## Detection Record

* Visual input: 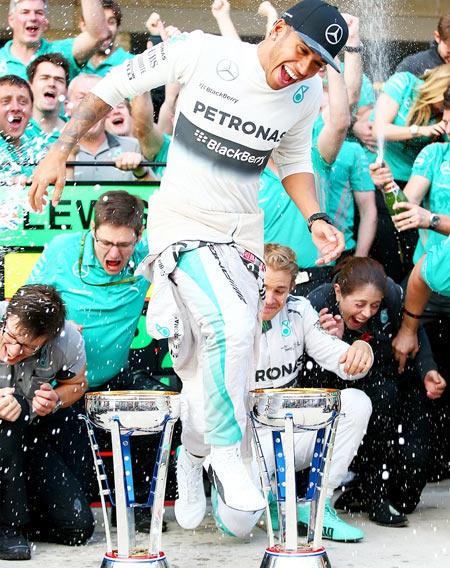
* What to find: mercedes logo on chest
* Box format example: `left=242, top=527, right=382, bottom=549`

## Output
left=325, top=24, right=344, bottom=45
left=216, top=59, right=239, bottom=81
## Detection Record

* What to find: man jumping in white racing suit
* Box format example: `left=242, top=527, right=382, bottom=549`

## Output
left=29, top=0, right=349, bottom=515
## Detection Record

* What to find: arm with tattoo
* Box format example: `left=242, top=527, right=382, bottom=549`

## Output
left=29, top=94, right=112, bottom=211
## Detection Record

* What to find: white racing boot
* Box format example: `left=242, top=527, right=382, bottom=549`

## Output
left=174, top=445, right=206, bottom=529
left=207, top=443, right=266, bottom=512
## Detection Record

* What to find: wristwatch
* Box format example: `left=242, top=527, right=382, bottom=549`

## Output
left=307, top=213, right=333, bottom=232
left=429, top=214, right=441, bottom=231
left=409, top=124, right=420, bottom=137
left=344, top=45, right=362, bottom=53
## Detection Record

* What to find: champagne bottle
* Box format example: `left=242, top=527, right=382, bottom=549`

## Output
left=382, top=181, right=408, bottom=216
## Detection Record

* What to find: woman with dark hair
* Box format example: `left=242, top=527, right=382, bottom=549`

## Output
left=307, top=257, right=446, bottom=527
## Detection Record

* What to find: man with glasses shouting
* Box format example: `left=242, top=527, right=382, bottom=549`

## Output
left=0, top=284, right=91, bottom=560
left=27, top=189, right=167, bottom=532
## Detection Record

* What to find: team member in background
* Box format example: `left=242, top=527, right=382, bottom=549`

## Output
left=81, top=0, right=133, bottom=77
left=27, top=53, right=69, bottom=142
left=0, top=285, right=90, bottom=561
left=370, top=64, right=450, bottom=282
left=182, top=244, right=373, bottom=541
left=0, top=0, right=109, bottom=80
left=27, top=191, right=164, bottom=532
left=396, top=12, right=450, bottom=76
left=308, top=257, right=446, bottom=526
left=29, top=0, right=349, bottom=515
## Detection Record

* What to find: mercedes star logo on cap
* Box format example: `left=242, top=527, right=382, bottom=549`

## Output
left=325, top=24, right=344, bottom=45
left=216, top=59, right=239, bottom=81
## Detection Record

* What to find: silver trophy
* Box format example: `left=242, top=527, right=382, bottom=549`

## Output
left=249, top=388, right=341, bottom=568
left=83, top=390, right=180, bottom=568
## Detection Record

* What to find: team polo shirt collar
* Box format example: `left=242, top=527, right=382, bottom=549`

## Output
left=2, top=38, right=50, bottom=65
left=80, top=131, right=121, bottom=158
left=82, top=231, right=99, bottom=268
left=84, top=47, right=132, bottom=75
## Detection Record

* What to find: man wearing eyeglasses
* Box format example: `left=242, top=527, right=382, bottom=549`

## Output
left=27, top=189, right=165, bottom=532
left=0, top=284, right=91, bottom=560
left=28, top=189, right=149, bottom=391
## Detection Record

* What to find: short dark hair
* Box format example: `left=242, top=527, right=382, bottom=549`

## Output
left=437, top=12, right=450, bottom=42
left=94, top=190, right=144, bottom=235
left=444, top=86, right=450, bottom=109
left=102, top=0, right=122, bottom=26
left=27, top=53, right=70, bottom=85
left=0, top=75, right=33, bottom=104
left=333, top=257, right=387, bottom=297
left=6, top=284, right=66, bottom=340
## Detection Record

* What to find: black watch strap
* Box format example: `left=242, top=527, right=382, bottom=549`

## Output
left=307, top=213, right=333, bottom=232
left=344, top=45, right=362, bottom=53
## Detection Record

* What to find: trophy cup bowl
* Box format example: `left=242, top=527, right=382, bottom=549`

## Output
left=85, top=390, right=181, bottom=434
left=250, top=388, right=340, bottom=432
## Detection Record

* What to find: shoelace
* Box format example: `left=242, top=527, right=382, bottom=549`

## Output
left=180, top=459, right=204, bottom=504
left=324, top=502, right=341, bottom=522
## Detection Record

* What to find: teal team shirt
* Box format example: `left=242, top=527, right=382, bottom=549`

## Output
left=27, top=117, right=62, bottom=145
left=327, top=141, right=375, bottom=251
left=0, top=38, right=81, bottom=81
left=83, top=46, right=133, bottom=77
left=27, top=231, right=150, bottom=388
left=358, top=73, right=376, bottom=110
left=373, top=72, right=436, bottom=182
left=0, top=120, right=53, bottom=181
left=421, top=236, right=450, bottom=297
left=258, top=148, right=331, bottom=268
left=411, top=142, right=450, bottom=263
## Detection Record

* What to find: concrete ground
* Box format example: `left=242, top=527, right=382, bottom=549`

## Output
left=5, top=480, right=450, bottom=568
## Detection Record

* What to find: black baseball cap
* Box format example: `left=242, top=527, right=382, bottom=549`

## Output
left=281, top=0, right=348, bottom=72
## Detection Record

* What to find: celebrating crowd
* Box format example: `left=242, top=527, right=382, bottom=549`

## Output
left=0, top=0, right=449, bottom=562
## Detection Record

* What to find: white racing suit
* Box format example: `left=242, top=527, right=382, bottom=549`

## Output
left=210, top=296, right=373, bottom=537
left=92, top=30, right=322, bottom=450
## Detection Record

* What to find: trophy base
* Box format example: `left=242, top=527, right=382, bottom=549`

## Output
left=101, top=551, right=169, bottom=568
left=260, top=545, right=331, bottom=568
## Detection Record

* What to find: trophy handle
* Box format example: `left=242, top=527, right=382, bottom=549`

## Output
left=250, top=415, right=275, bottom=548
left=148, top=417, right=178, bottom=556
left=284, top=414, right=298, bottom=551
left=79, top=414, right=113, bottom=554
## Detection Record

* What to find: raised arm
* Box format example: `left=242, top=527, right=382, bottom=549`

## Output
left=258, top=2, right=278, bottom=38
left=316, top=59, right=351, bottom=164
left=211, top=0, right=241, bottom=40
left=157, top=82, right=180, bottom=136
left=73, top=0, right=110, bottom=65
left=342, top=14, right=362, bottom=109
left=131, top=92, right=164, bottom=161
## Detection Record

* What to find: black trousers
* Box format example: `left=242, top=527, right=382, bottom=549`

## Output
left=300, top=364, right=431, bottom=513
left=351, top=377, right=431, bottom=513
left=0, top=396, right=95, bottom=545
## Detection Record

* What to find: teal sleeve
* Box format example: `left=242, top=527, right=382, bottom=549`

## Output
left=421, top=237, right=450, bottom=297
left=350, top=145, right=375, bottom=191
left=49, top=38, right=82, bottom=78
left=357, top=74, right=376, bottom=108
left=382, top=72, right=416, bottom=106
left=26, top=239, right=61, bottom=286
left=411, top=144, right=437, bottom=182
